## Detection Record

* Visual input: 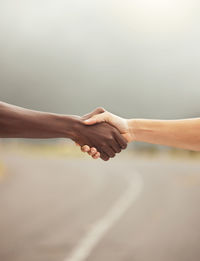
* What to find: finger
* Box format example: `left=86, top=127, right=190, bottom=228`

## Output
left=87, top=147, right=97, bottom=156
left=81, top=145, right=90, bottom=152
left=82, top=107, right=105, bottom=120
left=84, top=113, right=107, bottom=125
left=114, top=132, right=127, bottom=150
left=90, top=147, right=98, bottom=156
left=100, top=151, right=110, bottom=161
left=102, top=145, right=116, bottom=158
left=91, top=147, right=97, bottom=154
left=109, top=140, right=121, bottom=153
left=93, top=152, right=100, bottom=159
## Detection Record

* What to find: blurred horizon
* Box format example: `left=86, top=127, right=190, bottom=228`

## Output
left=0, top=0, right=200, bottom=120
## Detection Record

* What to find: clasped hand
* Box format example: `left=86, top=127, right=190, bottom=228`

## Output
left=76, top=107, right=134, bottom=161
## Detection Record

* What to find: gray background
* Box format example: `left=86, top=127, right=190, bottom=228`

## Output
left=0, top=0, right=200, bottom=119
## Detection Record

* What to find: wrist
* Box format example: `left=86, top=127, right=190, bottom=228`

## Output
left=127, top=119, right=159, bottom=143
left=50, top=114, right=80, bottom=140
left=63, top=115, right=82, bottom=140
left=127, top=119, right=138, bottom=142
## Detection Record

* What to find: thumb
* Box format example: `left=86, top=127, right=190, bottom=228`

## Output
left=84, top=113, right=106, bottom=125
left=82, top=107, right=105, bottom=121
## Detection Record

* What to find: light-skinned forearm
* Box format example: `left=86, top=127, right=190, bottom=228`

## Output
left=0, top=102, right=77, bottom=139
left=128, top=118, right=200, bottom=151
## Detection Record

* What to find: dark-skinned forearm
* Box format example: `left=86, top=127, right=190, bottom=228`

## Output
left=0, top=102, right=78, bottom=139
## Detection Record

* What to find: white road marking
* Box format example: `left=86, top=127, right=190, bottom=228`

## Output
left=63, top=172, right=143, bottom=261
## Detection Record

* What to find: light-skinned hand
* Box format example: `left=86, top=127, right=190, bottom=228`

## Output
left=80, top=108, right=133, bottom=159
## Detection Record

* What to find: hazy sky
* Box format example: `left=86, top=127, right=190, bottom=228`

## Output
left=0, top=0, right=200, bottom=119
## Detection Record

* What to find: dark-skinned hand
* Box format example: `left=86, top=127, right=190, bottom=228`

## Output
left=71, top=108, right=127, bottom=161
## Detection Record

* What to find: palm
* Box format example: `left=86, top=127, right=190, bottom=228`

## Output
left=109, top=113, right=132, bottom=142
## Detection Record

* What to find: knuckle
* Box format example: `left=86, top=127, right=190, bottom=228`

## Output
left=108, top=137, right=114, bottom=143
left=122, top=143, right=127, bottom=149
left=96, top=107, right=105, bottom=114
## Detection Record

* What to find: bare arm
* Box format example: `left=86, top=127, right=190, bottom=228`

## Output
left=84, top=109, right=200, bottom=151
left=128, top=118, right=200, bottom=151
left=0, top=103, right=127, bottom=161
left=0, top=101, right=76, bottom=139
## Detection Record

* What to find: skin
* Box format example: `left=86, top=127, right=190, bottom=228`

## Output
left=82, top=108, right=200, bottom=157
left=0, top=102, right=127, bottom=161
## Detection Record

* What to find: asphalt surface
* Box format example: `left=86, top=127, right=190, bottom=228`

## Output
left=0, top=150, right=200, bottom=261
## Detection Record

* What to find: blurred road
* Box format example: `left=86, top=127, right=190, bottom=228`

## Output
left=0, top=151, right=200, bottom=261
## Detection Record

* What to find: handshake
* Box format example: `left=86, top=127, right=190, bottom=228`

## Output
left=0, top=101, right=198, bottom=154
left=0, top=101, right=133, bottom=159
left=73, top=107, right=134, bottom=161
